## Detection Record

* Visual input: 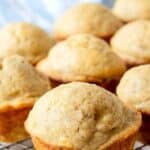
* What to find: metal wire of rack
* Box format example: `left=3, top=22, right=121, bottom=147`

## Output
left=0, top=139, right=33, bottom=150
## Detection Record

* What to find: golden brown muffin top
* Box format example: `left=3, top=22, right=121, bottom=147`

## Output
left=25, top=82, right=141, bottom=150
left=112, top=0, right=150, bottom=22
left=0, top=55, right=51, bottom=105
left=53, top=3, right=123, bottom=40
left=111, top=20, right=150, bottom=65
left=37, top=34, right=126, bottom=83
left=117, top=65, right=150, bottom=115
left=0, top=22, right=55, bottom=64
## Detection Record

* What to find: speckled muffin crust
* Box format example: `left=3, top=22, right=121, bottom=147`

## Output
left=117, top=65, right=150, bottom=115
left=25, top=82, right=141, bottom=150
left=0, top=22, right=55, bottom=64
left=37, top=34, right=126, bottom=86
left=0, top=55, right=51, bottom=142
left=53, top=3, right=123, bottom=40
left=112, top=0, right=150, bottom=22
left=111, top=20, right=150, bottom=66
left=117, top=65, right=150, bottom=143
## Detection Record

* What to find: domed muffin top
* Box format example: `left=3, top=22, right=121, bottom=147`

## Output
left=113, top=0, right=150, bottom=22
left=0, top=55, right=51, bottom=105
left=117, top=64, right=150, bottom=115
left=53, top=3, right=123, bottom=39
left=37, top=34, right=126, bottom=83
left=0, top=22, right=55, bottom=64
left=111, top=20, right=150, bottom=65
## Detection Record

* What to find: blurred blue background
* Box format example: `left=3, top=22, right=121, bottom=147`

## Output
left=0, top=0, right=114, bottom=31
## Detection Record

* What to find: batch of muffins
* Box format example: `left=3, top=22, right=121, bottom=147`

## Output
left=0, top=0, right=149, bottom=150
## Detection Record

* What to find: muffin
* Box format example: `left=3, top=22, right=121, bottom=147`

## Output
left=25, top=82, right=141, bottom=150
left=0, top=22, right=55, bottom=65
left=0, top=55, right=51, bottom=142
left=117, top=65, right=150, bottom=143
left=53, top=3, right=123, bottom=40
left=111, top=20, right=150, bottom=66
left=112, top=0, right=150, bottom=22
left=36, top=34, right=126, bottom=91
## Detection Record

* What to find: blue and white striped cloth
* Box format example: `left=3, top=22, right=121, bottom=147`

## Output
left=0, top=0, right=114, bottom=31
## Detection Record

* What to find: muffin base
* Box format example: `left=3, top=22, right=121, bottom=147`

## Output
left=50, top=79, right=61, bottom=88
left=0, top=103, right=33, bottom=142
left=138, top=112, right=150, bottom=144
left=31, top=131, right=137, bottom=150
left=101, top=131, right=136, bottom=150
left=112, top=51, right=148, bottom=68
left=32, top=136, right=74, bottom=150
left=54, top=32, right=114, bottom=42
left=99, top=79, right=119, bottom=93
left=50, top=77, right=120, bottom=93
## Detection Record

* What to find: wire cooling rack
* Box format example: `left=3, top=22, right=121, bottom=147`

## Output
left=0, top=139, right=33, bottom=150
left=0, top=139, right=149, bottom=150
